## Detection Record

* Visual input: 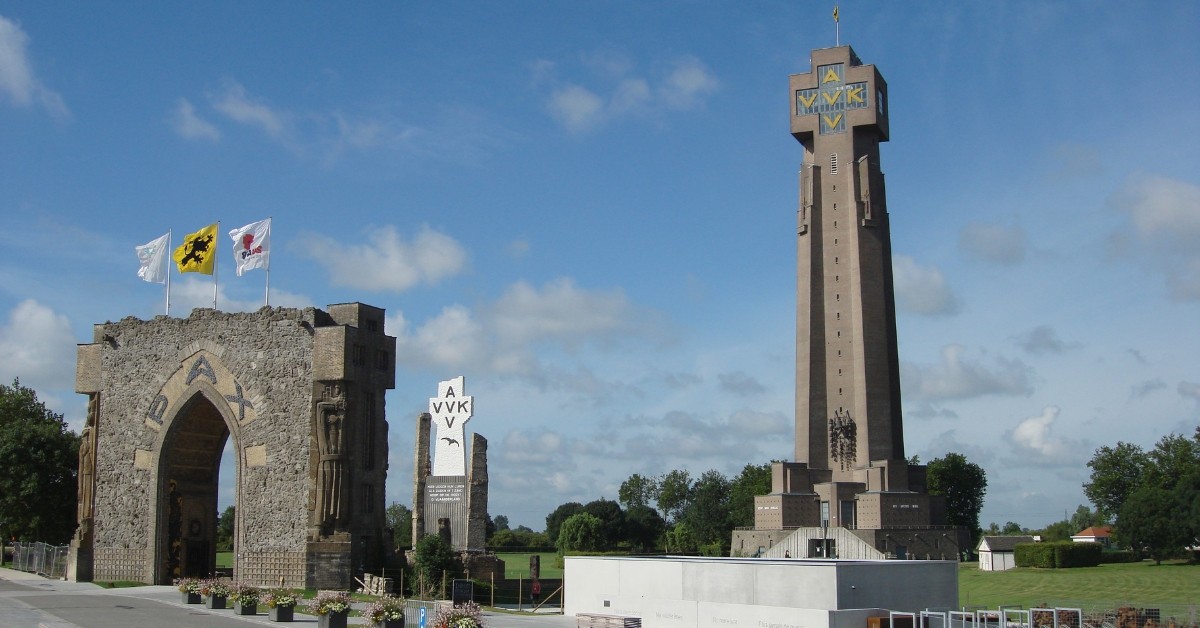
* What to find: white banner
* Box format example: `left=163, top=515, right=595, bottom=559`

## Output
left=228, top=218, right=271, bottom=276
left=135, top=232, right=170, bottom=284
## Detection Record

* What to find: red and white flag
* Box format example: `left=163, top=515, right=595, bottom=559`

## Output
left=228, top=218, right=271, bottom=276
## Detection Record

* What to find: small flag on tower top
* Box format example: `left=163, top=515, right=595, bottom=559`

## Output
left=229, top=218, right=271, bottom=276
left=173, top=223, right=218, bottom=274
left=135, top=232, right=170, bottom=284
left=833, top=5, right=839, bottom=22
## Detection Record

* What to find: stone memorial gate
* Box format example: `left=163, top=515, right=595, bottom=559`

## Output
left=70, top=303, right=395, bottom=588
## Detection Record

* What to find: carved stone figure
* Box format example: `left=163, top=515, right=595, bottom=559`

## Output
left=313, top=383, right=348, bottom=534
left=77, top=394, right=98, bottom=541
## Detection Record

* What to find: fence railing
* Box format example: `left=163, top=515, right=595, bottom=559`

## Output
left=9, top=542, right=69, bottom=579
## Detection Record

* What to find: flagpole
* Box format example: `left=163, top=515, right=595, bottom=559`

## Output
left=165, top=229, right=173, bottom=317
left=834, top=5, right=840, bottom=46
left=213, top=221, right=219, bottom=309
left=264, top=216, right=272, bottom=307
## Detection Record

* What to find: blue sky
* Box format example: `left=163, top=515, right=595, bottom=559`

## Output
left=1, top=2, right=1198, bottom=532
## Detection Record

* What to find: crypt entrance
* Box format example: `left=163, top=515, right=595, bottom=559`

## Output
left=69, top=304, right=395, bottom=588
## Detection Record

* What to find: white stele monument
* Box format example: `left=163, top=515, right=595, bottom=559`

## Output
left=429, top=376, right=473, bottom=477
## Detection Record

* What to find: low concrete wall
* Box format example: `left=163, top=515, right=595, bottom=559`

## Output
left=564, top=555, right=957, bottom=628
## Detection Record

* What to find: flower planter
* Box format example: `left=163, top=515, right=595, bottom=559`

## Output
left=268, top=605, right=295, bottom=622
left=182, top=592, right=202, bottom=604
left=382, top=618, right=406, bottom=628
left=318, top=610, right=349, bottom=628
left=234, top=601, right=258, bottom=615
left=205, top=594, right=227, bottom=610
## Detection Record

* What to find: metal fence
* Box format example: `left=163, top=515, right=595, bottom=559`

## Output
left=9, top=542, right=69, bottom=579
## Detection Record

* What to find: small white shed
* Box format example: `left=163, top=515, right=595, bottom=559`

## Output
left=977, top=535, right=1035, bottom=571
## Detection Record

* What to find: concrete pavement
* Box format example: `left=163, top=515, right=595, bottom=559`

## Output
left=0, top=568, right=576, bottom=628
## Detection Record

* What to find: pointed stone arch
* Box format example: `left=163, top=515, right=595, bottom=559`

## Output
left=70, top=304, right=396, bottom=588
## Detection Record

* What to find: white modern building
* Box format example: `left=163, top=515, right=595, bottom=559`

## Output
left=565, top=555, right=958, bottom=628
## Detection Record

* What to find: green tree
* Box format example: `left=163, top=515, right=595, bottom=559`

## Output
left=1144, top=434, right=1200, bottom=492
left=1039, top=519, right=1076, bottom=542
left=927, top=452, right=987, bottom=547
left=663, top=521, right=699, bottom=554
left=657, top=470, right=693, bottom=523
left=624, top=504, right=666, bottom=552
left=728, top=463, right=772, bottom=528
left=1084, top=441, right=1149, bottom=522
left=681, top=469, right=731, bottom=548
left=1000, top=521, right=1024, bottom=535
left=0, top=380, right=80, bottom=543
left=1069, top=504, right=1104, bottom=532
left=385, top=502, right=413, bottom=550
left=618, top=473, right=659, bottom=510
left=216, top=506, right=235, bottom=551
left=557, top=512, right=605, bottom=552
left=1118, top=484, right=1191, bottom=564
left=545, top=502, right=583, bottom=547
left=493, top=514, right=510, bottom=532
left=412, top=534, right=458, bottom=596
left=581, top=499, right=625, bottom=550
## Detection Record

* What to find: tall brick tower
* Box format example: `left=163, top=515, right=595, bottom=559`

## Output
left=737, top=47, right=964, bottom=560
left=792, top=47, right=902, bottom=478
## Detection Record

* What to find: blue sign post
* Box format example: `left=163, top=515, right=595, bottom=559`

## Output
left=420, top=606, right=426, bottom=628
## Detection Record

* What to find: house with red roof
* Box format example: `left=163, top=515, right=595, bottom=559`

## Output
left=1070, top=525, right=1113, bottom=547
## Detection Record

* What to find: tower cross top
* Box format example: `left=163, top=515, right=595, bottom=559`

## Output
left=795, top=62, right=871, bottom=135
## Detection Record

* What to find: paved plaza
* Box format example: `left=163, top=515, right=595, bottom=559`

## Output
left=0, top=568, right=574, bottom=628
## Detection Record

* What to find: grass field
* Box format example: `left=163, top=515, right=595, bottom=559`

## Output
left=494, top=552, right=562, bottom=579
left=958, top=560, right=1200, bottom=608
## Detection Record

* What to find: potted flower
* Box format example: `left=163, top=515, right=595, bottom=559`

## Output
left=262, top=588, right=298, bottom=622
left=306, top=590, right=352, bottom=628
left=230, top=582, right=261, bottom=616
left=200, top=578, right=231, bottom=610
left=175, top=577, right=202, bottom=604
left=432, top=601, right=484, bottom=628
left=363, top=594, right=406, bottom=628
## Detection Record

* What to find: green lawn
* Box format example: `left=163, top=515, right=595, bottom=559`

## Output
left=494, top=552, right=562, bottom=579
left=958, top=560, right=1200, bottom=608
left=216, top=551, right=233, bottom=569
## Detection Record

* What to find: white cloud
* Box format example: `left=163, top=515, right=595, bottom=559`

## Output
left=901, top=344, right=1035, bottom=402
left=541, top=53, right=718, bottom=133
left=171, top=98, right=220, bottom=141
left=0, top=299, right=77, bottom=392
left=1108, top=174, right=1200, bottom=301
left=490, top=278, right=638, bottom=349
left=0, top=15, right=68, bottom=119
left=892, top=255, right=959, bottom=315
left=170, top=277, right=312, bottom=315
left=299, top=225, right=468, bottom=293
left=657, top=57, right=719, bottom=110
left=1006, top=405, right=1081, bottom=465
left=211, top=81, right=286, bottom=138
left=389, top=278, right=652, bottom=388
left=959, top=222, right=1026, bottom=265
left=547, top=84, right=605, bottom=133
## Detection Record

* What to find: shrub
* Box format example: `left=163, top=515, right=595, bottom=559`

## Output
left=261, top=588, right=297, bottom=608
left=433, top=601, right=484, bottom=628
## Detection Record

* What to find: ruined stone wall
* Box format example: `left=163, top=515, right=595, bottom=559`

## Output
left=85, top=307, right=318, bottom=582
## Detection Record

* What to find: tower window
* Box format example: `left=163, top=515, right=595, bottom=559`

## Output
left=830, top=153, right=839, bottom=175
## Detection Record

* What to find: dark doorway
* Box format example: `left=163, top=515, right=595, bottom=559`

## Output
left=157, top=394, right=233, bottom=584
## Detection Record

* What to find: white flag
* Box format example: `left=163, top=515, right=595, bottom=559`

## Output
left=228, top=218, right=271, bottom=277
left=135, top=232, right=170, bottom=284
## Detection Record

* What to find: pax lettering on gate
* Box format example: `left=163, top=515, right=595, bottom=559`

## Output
left=145, top=351, right=258, bottom=430
left=795, top=63, right=869, bottom=135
